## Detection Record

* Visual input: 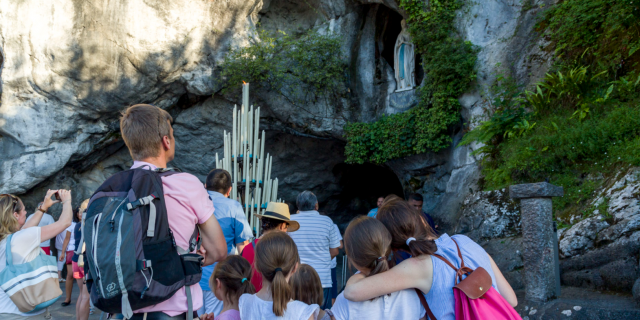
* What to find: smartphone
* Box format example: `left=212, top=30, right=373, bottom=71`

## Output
left=54, top=192, right=61, bottom=201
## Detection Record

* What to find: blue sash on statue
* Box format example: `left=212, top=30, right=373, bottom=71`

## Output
left=399, top=43, right=405, bottom=80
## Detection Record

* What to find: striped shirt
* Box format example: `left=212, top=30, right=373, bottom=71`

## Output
left=425, top=234, right=499, bottom=320
left=330, top=224, right=342, bottom=268
left=289, top=211, right=341, bottom=288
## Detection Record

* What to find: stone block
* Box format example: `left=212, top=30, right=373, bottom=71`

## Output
left=510, top=182, right=564, bottom=199
left=520, top=197, right=558, bottom=302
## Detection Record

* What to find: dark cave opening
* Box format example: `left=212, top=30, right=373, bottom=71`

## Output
left=322, top=163, right=404, bottom=226
left=375, top=6, right=424, bottom=87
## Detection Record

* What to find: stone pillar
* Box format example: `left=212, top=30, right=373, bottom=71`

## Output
left=509, top=182, right=563, bottom=302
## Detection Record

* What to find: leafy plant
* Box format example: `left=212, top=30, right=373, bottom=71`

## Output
left=219, top=29, right=346, bottom=109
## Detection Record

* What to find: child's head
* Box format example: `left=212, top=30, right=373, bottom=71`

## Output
left=344, top=216, right=392, bottom=276
left=210, top=255, right=256, bottom=304
left=290, top=264, right=323, bottom=306
left=255, top=231, right=300, bottom=316
left=377, top=199, right=437, bottom=257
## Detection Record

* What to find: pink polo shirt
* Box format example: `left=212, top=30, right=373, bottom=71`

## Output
left=131, top=161, right=214, bottom=316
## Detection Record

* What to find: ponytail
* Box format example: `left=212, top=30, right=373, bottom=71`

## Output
left=377, top=199, right=438, bottom=257
left=271, top=268, right=293, bottom=316
left=344, top=216, right=393, bottom=277
left=255, top=232, right=300, bottom=317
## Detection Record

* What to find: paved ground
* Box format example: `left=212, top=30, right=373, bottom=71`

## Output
left=3, top=281, right=103, bottom=320
left=4, top=277, right=640, bottom=319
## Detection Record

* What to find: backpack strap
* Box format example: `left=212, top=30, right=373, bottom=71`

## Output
left=432, top=238, right=474, bottom=284
left=127, top=194, right=158, bottom=237
left=415, top=289, right=437, bottom=320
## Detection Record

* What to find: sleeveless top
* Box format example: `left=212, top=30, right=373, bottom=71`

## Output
left=424, top=234, right=499, bottom=320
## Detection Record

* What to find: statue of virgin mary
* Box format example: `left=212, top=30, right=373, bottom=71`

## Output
left=394, top=20, right=416, bottom=92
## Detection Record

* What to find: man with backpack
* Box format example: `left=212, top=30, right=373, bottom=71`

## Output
left=84, top=104, right=227, bottom=320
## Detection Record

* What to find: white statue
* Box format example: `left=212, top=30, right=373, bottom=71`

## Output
left=394, top=20, right=416, bottom=92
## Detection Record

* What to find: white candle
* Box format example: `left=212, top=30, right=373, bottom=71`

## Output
left=233, top=106, right=237, bottom=158
left=243, top=82, right=250, bottom=109
left=264, top=179, right=271, bottom=205
left=267, top=155, right=272, bottom=183
left=245, top=173, right=250, bottom=216
left=256, top=157, right=262, bottom=184
left=260, top=131, right=265, bottom=161
left=215, top=153, right=219, bottom=169
left=272, top=178, right=278, bottom=202
left=248, top=106, right=253, bottom=159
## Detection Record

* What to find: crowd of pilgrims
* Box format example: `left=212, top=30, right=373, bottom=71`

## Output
left=0, top=104, right=517, bottom=320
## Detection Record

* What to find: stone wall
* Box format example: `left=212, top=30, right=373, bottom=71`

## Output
left=455, top=168, right=640, bottom=293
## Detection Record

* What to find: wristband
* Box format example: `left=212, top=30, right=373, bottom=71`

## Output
left=37, top=205, right=47, bottom=213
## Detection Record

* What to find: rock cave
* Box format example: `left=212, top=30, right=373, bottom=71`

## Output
left=2, top=0, right=640, bottom=318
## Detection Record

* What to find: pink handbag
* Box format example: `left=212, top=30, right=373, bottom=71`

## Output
left=415, top=239, right=522, bottom=320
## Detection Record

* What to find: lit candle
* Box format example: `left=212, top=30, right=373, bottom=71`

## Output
left=242, top=82, right=250, bottom=109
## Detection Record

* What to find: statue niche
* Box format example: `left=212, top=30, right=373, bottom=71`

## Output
left=394, top=20, right=416, bottom=92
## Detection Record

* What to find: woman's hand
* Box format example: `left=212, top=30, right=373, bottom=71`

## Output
left=58, top=189, right=72, bottom=205
left=42, top=189, right=60, bottom=211
left=59, top=252, right=65, bottom=262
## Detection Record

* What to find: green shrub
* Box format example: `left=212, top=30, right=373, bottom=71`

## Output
left=219, top=29, right=346, bottom=105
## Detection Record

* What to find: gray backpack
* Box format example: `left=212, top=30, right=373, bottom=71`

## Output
left=83, top=167, right=202, bottom=319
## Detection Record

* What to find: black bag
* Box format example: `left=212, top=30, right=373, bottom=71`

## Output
left=83, top=167, right=202, bottom=319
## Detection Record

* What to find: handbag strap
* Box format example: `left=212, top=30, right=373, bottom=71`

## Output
left=415, top=288, right=437, bottom=320
left=5, top=234, right=13, bottom=266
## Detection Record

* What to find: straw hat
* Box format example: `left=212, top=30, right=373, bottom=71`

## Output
left=255, top=202, right=300, bottom=232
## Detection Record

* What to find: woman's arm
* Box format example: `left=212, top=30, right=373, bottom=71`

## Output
left=41, top=190, right=73, bottom=243
left=343, top=255, right=433, bottom=301
left=59, top=231, right=71, bottom=261
left=488, top=254, right=517, bottom=307
left=22, top=190, right=60, bottom=229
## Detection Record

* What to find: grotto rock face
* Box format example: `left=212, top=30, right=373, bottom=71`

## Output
left=1, top=0, right=559, bottom=239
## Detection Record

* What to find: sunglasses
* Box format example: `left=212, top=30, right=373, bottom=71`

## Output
left=0, top=194, right=19, bottom=212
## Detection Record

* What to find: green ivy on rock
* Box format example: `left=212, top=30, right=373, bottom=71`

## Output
left=344, top=0, right=478, bottom=164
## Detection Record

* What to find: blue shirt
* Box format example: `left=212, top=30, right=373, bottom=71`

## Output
left=367, top=208, right=378, bottom=218
left=200, top=191, right=253, bottom=291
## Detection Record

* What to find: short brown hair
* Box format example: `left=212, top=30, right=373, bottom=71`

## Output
left=206, top=169, right=232, bottom=193
left=290, top=264, right=324, bottom=306
left=120, top=104, right=173, bottom=160
left=211, top=255, right=255, bottom=304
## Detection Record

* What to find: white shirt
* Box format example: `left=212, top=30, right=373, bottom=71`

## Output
left=26, top=213, right=55, bottom=248
left=55, top=223, right=75, bottom=251
left=239, top=294, right=319, bottom=320
left=0, top=227, right=45, bottom=316
left=331, top=290, right=426, bottom=320
left=330, top=224, right=342, bottom=269
left=289, top=211, right=341, bottom=288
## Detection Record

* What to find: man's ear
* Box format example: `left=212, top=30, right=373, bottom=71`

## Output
left=161, top=135, right=171, bottom=151
left=315, top=203, right=319, bottom=211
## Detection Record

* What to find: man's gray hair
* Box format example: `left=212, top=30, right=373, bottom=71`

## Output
left=297, top=190, right=318, bottom=211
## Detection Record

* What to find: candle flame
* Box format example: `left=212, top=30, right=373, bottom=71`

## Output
left=242, top=81, right=247, bottom=85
